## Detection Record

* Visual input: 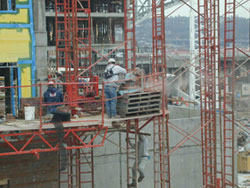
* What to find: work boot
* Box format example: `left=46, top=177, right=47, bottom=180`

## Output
left=111, top=115, right=121, bottom=119
left=128, top=182, right=136, bottom=187
left=138, top=175, right=145, bottom=182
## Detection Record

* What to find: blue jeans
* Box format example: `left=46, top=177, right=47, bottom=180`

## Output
left=104, top=85, right=117, bottom=118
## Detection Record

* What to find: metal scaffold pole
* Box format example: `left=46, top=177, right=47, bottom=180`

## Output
left=198, top=0, right=221, bottom=187
left=152, top=0, right=166, bottom=74
left=55, top=0, right=92, bottom=105
left=223, top=0, right=236, bottom=187
left=153, top=115, right=170, bottom=188
left=124, top=0, right=136, bottom=70
left=126, top=120, right=139, bottom=188
left=152, top=0, right=170, bottom=187
left=58, top=138, right=95, bottom=188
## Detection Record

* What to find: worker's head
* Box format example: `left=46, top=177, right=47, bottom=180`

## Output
left=56, top=72, right=63, bottom=79
left=139, top=134, right=145, bottom=141
left=48, top=81, right=57, bottom=93
left=108, top=58, right=116, bottom=64
left=48, top=81, right=55, bottom=88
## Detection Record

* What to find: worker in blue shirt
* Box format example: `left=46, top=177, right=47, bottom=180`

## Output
left=44, top=81, right=64, bottom=114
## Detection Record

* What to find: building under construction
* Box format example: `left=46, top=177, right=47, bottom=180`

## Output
left=0, top=0, right=249, bottom=188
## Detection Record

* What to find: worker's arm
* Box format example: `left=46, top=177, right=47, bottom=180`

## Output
left=59, top=92, right=64, bottom=102
left=126, top=138, right=135, bottom=148
left=43, top=92, right=48, bottom=103
left=116, top=65, right=127, bottom=75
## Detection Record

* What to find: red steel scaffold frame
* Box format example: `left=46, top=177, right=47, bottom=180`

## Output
left=55, top=0, right=98, bottom=107
left=0, top=0, right=244, bottom=187
left=198, top=0, right=221, bottom=187
left=152, top=0, right=167, bottom=74
left=152, top=0, right=170, bottom=187
left=55, top=0, right=92, bottom=80
left=223, top=0, right=236, bottom=187
left=124, top=0, right=136, bottom=70
left=59, top=140, right=94, bottom=188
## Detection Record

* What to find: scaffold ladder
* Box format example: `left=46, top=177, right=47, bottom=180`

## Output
left=152, top=0, right=166, bottom=74
left=55, top=0, right=91, bottom=80
left=198, top=0, right=207, bottom=184
left=55, top=0, right=71, bottom=76
left=59, top=149, right=74, bottom=188
left=75, top=0, right=92, bottom=77
left=198, top=0, right=221, bottom=187
left=124, top=0, right=136, bottom=69
left=59, top=147, right=94, bottom=188
left=153, top=116, right=170, bottom=188
left=213, top=0, right=224, bottom=186
left=126, top=120, right=139, bottom=188
left=223, top=0, right=236, bottom=187
left=77, top=147, right=94, bottom=187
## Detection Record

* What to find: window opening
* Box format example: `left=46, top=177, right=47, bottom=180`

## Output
left=0, top=0, right=15, bottom=11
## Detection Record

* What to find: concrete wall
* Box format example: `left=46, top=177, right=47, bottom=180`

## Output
left=168, top=105, right=200, bottom=119
left=33, top=0, right=49, bottom=94
left=0, top=151, right=58, bottom=188
left=0, top=106, right=204, bottom=188
left=93, top=116, right=202, bottom=188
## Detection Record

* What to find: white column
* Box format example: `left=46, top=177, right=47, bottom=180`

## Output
left=189, top=0, right=196, bottom=101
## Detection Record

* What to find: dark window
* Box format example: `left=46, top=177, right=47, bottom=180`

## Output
left=0, top=0, right=8, bottom=10
left=0, top=0, right=15, bottom=11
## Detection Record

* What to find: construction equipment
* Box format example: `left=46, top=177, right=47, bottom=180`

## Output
left=55, top=0, right=99, bottom=112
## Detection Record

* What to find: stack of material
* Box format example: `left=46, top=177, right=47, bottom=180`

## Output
left=238, top=151, right=250, bottom=172
left=117, top=91, right=161, bottom=118
left=0, top=77, right=5, bottom=117
left=0, top=94, right=5, bottom=117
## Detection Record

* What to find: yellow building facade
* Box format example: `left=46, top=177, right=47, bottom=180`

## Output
left=0, top=0, right=35, bottom=99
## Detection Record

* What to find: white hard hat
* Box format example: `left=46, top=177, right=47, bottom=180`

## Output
left=56, top=71, right=62, bottom=76
left=108, top=58, right=116, bottom=63
left=48, top=81, right=54, bottom=85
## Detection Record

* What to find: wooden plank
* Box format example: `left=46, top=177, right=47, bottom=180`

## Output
left=117, top=103, right=160, bottom=112
left=0, top=178, right=9, bottom=186
left=0, top=112, right=165, bottom=132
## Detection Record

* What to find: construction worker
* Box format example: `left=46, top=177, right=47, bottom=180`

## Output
left=127, top=134, right=150, bottom=187
left=104, top=58, right=126, bottom=118
left=43, top=81, right=64, bottom=114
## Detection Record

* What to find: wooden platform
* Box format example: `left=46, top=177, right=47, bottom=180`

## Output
left=0, top=112, right=165, bottom=132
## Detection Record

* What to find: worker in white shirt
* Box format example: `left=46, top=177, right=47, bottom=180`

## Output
left=104, top=58, right=127, bottom=118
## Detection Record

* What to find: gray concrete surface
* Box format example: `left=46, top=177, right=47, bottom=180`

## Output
left=33, top=0, right=49, bottom=95
left=91, top=116, right=202, bottom=188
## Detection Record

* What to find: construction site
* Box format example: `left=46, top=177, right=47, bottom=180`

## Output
left=0, top=0, right=249, bottom=187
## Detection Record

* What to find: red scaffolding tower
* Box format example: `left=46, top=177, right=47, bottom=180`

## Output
left=223, top=0, right=236, bottom=187
left=0, top=0, right=243, bottom=187
left=124, top=0, right=136, bottom=70
left=152, top=0, right=170, bottom=187
left=198, top=0, right=220, bottom=187
left=198, top=0, right=237, bottom=187
left=55, top=0, right=98, bottom=108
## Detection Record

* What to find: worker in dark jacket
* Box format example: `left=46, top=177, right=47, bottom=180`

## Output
left=44, top=81, right=64, bottom=114
left=44, top=81, right=68, bottom=171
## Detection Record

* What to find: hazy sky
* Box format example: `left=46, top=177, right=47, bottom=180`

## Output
left=166, top=1, right=249, bottom=18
